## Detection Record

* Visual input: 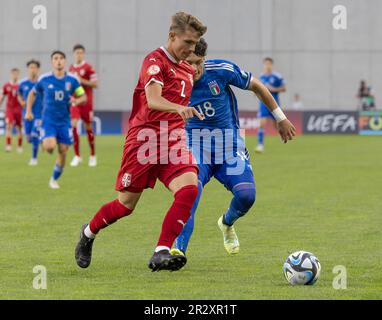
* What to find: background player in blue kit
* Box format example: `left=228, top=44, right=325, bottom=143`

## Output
left=172, top=39, right=295, bottom=256
left=18, top=60, right=43, bottom=166
left=26, top=51, right=87, bottom=189
left=256, top=57, right=286, bottom=153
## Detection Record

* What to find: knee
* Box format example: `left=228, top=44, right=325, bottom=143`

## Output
left=175, top=185, right=199, bottom=205
left=235, top=188, right=256, bottom=212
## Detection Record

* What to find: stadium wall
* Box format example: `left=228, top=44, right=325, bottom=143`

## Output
left=1, top=0, right=382, bottom=112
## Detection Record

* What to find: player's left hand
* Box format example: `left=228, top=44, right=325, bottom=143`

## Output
left=277, top=119, right=296, bottom=143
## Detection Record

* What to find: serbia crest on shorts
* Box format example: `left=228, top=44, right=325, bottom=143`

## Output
left=122, top=173, right=132, bottom=187
left=208, top=80, right=220, bottom=95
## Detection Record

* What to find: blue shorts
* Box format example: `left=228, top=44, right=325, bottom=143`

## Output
left=258, top=103, right=276, bottom=119
left=197, top=148, right=255, bottom=192
left=31, top=119, right=42, bottom=141
left=24, top=119, right=34, bottom=136
left=41, top=122, right=73, bottom=145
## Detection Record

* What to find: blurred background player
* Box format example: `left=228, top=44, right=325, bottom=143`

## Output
left=26, top=51, right=86, bottom=189
left=172, top=39, right=295, bottom=256
left=256, top=57, right=286, bottom=153
left=69, top=44, right=98, bottom=167
left=0, top=68, right=23, bottom=153
left=75, top=12, right=206, bottom=272
left=18, top=60, right=43, bottom=165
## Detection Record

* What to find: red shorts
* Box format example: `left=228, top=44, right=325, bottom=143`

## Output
left=71, top=105, right=93, bottom=124
left=6, top=111, right=22, bottom=127
left=115, top=141, right=199, bottom=193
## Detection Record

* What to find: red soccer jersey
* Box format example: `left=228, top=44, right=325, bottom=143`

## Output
left=69, top=61, right=97, bottom=108
left=126, top=47, right=195, bottom=145
left=2, top=82, right=22, bottom=114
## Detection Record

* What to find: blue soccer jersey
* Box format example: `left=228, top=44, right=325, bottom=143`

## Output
left=186, top=59, right=252, bottom=163
left=33, top=72, right=83, bottom=126
left=18, top=78, right=43, bottom=119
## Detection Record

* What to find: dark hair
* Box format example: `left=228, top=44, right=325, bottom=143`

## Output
left=194, top=38, right=208, bottom=57
left=170, top=12, right=207, bottom=37
left=51, top=50, right=66, bottom=59
left=264, top=57, right=274, bottom=64
left=73, top=44, right=85, bottom=52
left=26, top=59, right=41, bottom=68
left=11, top=68, right=20, bottom=72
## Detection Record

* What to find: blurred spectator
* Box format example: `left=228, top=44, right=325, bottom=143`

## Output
left=292, top=93, right=304, bottom=110
left=357, top=80, right=376, bottom=110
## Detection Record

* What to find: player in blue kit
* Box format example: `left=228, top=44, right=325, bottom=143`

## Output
left=172, top=39, right=295, bottom=256
left=256, top=57, right=286, bottom=153
left=18, top=60, right=43, bottom=166
left=26, top=50, right=87, bottom=189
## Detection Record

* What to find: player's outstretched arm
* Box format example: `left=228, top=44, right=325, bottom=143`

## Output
left=145, top=82, right=204, bottom=122
left=17, top=94, right=26, bottom=107
left=249, top=77, right=295, bottom=143
left=25, top=90, right=36, bottom=120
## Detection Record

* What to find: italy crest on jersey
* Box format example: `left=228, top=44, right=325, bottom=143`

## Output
left=208, top=80, right=220, bottom=96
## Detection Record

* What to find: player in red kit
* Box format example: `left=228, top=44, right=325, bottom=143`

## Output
left=75, top=12, right=207, bottom=272
left=0, top=68, right=23, bottom=153
left=69, top=44, right=98, bottom=167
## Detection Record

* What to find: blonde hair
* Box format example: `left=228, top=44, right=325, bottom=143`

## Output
left=170, top=12, right=207, bottom=37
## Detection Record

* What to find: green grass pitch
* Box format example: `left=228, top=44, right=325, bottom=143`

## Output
left=0, top=135, right=381, bottom=299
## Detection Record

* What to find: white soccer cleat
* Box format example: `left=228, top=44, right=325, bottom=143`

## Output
left=70, top=156, right=82, bottom=167
left=255, top=144, right=264, bottom=153
left=16, top=147, right=23, bottom=154
left=88, top=155, right=97, bottom=167
left=28, top=158, right=38, bottom=166
left=49, top=178, right=60, bottom=189
left=218, top=216, right=240, bottom=255
left=5, top=145, right=12, bottom=152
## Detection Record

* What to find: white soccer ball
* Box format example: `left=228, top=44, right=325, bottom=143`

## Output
left=283, top=251, right=321, bottom=285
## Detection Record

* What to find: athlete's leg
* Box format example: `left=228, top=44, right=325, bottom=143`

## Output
left=174, top=163, right=214, bottom=253
left=16, top=124, right=23, bottom=152
left=215, top=156, right=256, bottom=254
left=155, top=171, right=199, bottom=252
left=84, top=112, right=96, bottom=158
left=71, top=117, right=80, bottom=158
left=5, top=120, right=12, bottom=151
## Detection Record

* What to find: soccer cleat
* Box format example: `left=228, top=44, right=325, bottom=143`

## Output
left=170, top=248, right=185, bottom=256
left=255, top=144, right=264, bottom=153
left=88, top=155, right=97, bottom=167
left=75, top=224, right=95, bottom=268
left=5, top=145, right=11, bottom=152
left=148, top=249, right=187, bottom=272
left=49, top=178, right=60, bottom=189
left=218, top=216, right=240, bottom=255
left=16, top=147, right=23, bottom=154
left=70, top=156, right=82, bottom=167
left=28, top=158, right=38, bottom=166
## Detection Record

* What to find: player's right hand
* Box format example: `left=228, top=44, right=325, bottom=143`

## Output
left=25, top=112, right=34, bottom=121
left=177, top=106, right=205, bottom=121
left=277, top=118, right=296, bottom=143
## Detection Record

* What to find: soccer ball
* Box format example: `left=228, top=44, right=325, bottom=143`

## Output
left=283, top=251, right=321, bottom=285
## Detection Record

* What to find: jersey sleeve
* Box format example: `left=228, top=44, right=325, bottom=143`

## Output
left=278, top=74, right=286, bottom=87
left=209, top=61, right=252, bottom=90
left=140, top=55, right=165, bottom=89
left=88, top=65, right=98, bottom=82
left=17, top=82, right=23, bottom=96
left=33, top=80, right=43, bottom=95
left=2, top=84, right=8, bottom=96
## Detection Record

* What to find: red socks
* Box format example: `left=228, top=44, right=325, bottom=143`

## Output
left=89, top=199, right=133, bottom=234
left=86, top=128, right=95, bottom=156
left=73, top=127, right=80, bottom=156
left=6, top=136, right=11, bottom=146
left=18, top=136, right=22, bottom=147
left=157, top=185, right=198, bottom=248
left=88, top=184, right=198, bottom=250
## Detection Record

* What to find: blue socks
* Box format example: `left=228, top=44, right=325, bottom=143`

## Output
left=52, top=164, right=64, bottom=181
left=257, top=128, right=264, bottom=145
left=223, top=185, right=256, bottom=226
left=32, top=136, right=39, bottom=160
